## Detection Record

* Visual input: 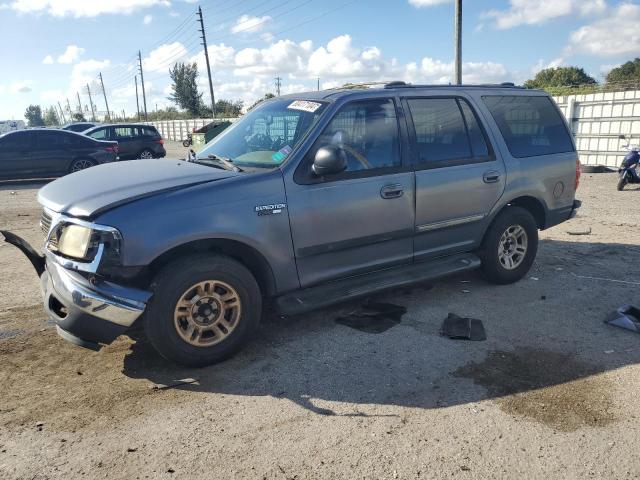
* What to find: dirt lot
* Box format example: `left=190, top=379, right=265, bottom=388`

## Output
left=1, top=169, right=639, bottom=479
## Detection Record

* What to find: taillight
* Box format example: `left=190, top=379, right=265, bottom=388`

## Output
left=575, top=158, right=581, bottom=190
left=105, top=145, right=118, bottom=153
left=155, top=138, right=164, bottom=145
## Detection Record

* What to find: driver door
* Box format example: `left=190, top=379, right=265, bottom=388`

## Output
left=285, top=98, right=415, bottom=287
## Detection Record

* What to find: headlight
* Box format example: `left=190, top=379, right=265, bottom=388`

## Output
left=57, top=224, right=93, bottom=259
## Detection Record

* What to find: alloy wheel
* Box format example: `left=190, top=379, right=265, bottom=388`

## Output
left=497, top=224, right=528, bottom=270
left=173, top=280, right=242, bottom=347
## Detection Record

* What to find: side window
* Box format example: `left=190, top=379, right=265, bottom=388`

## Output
left=407, top=98, right=471, bottom=165
left=483, top=95, right=574, bottom=158
left=89, top=128, right=108, bottom=140
left=113, top=127, right=135, bottom=139
left=1, top=132, right=29, bottom=150
left=459, top=100, right=490, bottom=158
left=142, top=127, right=157, bottom=137
left=310, top=98, right=401, bottom=174
left=36, top=131, right=72, bottom=149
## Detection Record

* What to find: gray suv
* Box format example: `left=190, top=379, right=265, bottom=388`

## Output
left=2, top=83, right=581, bottom=366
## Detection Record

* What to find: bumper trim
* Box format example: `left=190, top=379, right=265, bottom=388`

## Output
left=47, top=260, right=151, bottom=328
left=56, top=325, right=100, bottom=351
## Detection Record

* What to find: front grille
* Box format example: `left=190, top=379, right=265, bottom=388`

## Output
left=40, top=210, right=52, bottom=238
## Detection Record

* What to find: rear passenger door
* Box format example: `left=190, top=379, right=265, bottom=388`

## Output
left=32, top=130, right=74, bottom=176
left=403, top=96, right=505, bottom=260
left=112, top=126, right=137, bottom=158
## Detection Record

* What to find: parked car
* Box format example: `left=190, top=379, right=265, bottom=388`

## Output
left=2, top=82, right=580, bottom=366
left=62, top=122, right=99, bottom=132
left=83, top=124, right=166, bottom=160
left=0, top=128, right=118, bottom=180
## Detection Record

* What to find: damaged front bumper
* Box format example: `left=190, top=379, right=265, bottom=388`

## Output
left=1, top=231, right=151, bottom=350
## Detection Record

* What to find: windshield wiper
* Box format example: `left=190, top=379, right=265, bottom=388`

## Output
left=195, top=154, right=243, bottom=172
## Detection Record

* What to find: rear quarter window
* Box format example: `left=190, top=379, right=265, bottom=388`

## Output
left=483, top=95, right=574, bottom=158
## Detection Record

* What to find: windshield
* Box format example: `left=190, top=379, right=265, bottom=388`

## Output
left=197, top=99, right=327, bottom=169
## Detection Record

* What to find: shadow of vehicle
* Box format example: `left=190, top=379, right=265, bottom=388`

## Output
left=118, top=238, right=640, bottom=426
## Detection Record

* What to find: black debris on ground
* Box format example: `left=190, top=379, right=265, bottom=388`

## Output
left=335, top=302, right=407, bottom=334
left=440, top=313, right=486, bottom=341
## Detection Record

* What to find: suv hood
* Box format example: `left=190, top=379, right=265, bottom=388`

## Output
left=38, top=159, right=238, bottom=218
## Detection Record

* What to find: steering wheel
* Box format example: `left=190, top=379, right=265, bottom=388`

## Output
left=342, top=145, right=372, bottom=169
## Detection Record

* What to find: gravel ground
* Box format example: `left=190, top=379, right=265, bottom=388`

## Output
left=0, top=169, right=639, bottom=479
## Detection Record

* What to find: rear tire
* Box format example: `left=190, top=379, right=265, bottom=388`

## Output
left=69, top=158, right=96, bottom=173
left=480, top=206, right=538, bottom=285
left=617, top=174, right=628, bottom=191
left=182, top=140, right=191, bottom=147
left=138, top=149, right=154, bottom=159
left=143, top=254, right=262, bottom=367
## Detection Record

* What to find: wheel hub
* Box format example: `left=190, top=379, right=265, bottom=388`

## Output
left=498, top=225, right=528, bottom=271
left=173, top=280, right=242, bottom=347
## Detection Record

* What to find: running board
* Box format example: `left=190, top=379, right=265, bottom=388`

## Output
left=276, top=253, right=481, bottom=316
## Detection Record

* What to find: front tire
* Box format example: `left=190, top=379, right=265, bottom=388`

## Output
left=480, top=206, right=538, bottom=285
left=144, top=254, right=262, bottom=366
left=617, top=173, right=628, bottom=191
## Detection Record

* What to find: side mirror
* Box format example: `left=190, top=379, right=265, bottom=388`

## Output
left=312, top=146, right=347, bottom=176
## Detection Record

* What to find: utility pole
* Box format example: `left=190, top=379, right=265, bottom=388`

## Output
left=98, top=72, right=111, bottom=121
left=275, top=76, right=282, bottom=96
left=317, top=77, right=320, bottom=91
left=76, top=92, right=82, bottom=116
left=135, top=75, right=141, bottom=121
left=66, top=98, right=72, bottom=118
left=138, top=50, right=148, bottom=121
left=454, top=0, right=462, bottom=85
left=86, top=83, right=96, bottom=122
left=197, top=5, right=216, bottom=118
left=57, top=101, right=66, bottom=123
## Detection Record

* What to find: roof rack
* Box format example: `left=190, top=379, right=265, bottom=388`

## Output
left=383, top=81, right=522, bottom=89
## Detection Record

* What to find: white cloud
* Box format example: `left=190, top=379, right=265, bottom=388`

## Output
left=70, top=59, right=110, bottom=92
left=235, top=39, right=313, bottom=76
left=5, top=0, right=170, bottom=17
left=404, top=58, right=508, bottom=84
left=230, top=14, right=272, bottom=34
left=307, top=35, right=389, bottom=78
left=567, top=3, right=640, bottom=57
left=143, top=14, right=152, bottom=25
left=42, top=55, right=54, bottom=64
left=57, top=45, right=84, bottom=64
left=143, top=42, right=189, bottom=72
left=8, top=81, right=32, bottom=93
left=531, top=57, right=565, bottom=75
left=408, top=0, right=452, bottom=6
left=482, top=0, right=606, bottom=29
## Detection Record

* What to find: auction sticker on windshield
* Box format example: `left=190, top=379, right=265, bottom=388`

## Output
left=287, top=100, right=322, bottom=113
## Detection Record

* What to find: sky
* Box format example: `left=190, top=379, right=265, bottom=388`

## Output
left=0, top=0, right=638, bottom=121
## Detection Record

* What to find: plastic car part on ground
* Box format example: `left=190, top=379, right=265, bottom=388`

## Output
left=605, top=305, right=640, bottom=333
left=441, top=313, right=487, bottom=341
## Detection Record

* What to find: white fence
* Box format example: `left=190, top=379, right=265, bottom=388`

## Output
left=145, top=118, right=237, bottom=142
left=553, top=90, right=640, bottom=166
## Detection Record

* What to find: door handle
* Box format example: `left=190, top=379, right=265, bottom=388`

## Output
left=483, top=171, right=501, bottom=183
left=380, top=184, right=404, bottom=199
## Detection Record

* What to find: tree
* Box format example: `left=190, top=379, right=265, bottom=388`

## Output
left=72, top=112, right=87, bottom=122
left=248, top=93, right=275, bottom=111
left=168, top=62, right=203, bottom=117
left=24, top=104, right=45, bottom=127
left=43, top=106, right=60, bottom=126
left=524, top=67, right=597, bottom=89
left=213, top=99, right=244, bottom=117
left=606, top=58, right=640, bottom=87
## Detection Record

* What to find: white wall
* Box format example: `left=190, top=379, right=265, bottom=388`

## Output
left=553, top=90, right=640, bottom=166
left=144, top=118, right=237, bottom=142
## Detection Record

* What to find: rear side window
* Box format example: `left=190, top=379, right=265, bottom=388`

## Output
left=113, top=127, right=136, bottom=139
left=483, top=95, right=574, bottom=158
left=406, top=97, right=491, bottom=167
left=141, top=126, right=158, bottom=137
left=36, top=131, right=72, bottom=148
